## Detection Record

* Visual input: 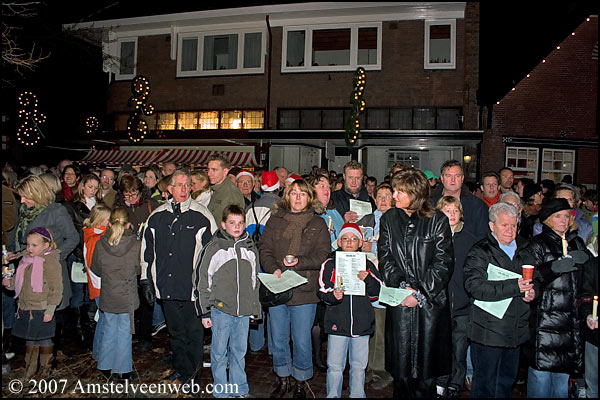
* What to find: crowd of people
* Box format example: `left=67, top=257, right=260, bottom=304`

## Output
left=1, top=155, right=598, bottom=398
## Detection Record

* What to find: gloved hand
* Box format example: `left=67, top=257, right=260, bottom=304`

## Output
left=139, top=279, right=155, bottom=307
left=550, top=255, right=578, bottom=275
left=568, top=250, right=589, bottom=264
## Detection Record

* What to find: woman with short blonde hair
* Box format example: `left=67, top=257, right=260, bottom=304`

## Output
left=15, top=175, right=55, bottom=208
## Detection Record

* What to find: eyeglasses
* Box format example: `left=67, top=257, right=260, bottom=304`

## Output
left=64, top=172, right=76, bottom=176
left=124, top=192, right=140, bottom=199
left=341, top=237, right=360, bottom=242
left=171, top=183, right=192, bottom=189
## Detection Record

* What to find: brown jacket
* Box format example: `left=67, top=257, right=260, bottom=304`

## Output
left=7, top=250, right=63, bottom=317
left=259, top=206, right=330, bottom=306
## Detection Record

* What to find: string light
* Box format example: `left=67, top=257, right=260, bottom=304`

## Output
left=16, top=91, right=46, bottom=146
left=344, top=67, right=366, bottom=147
left=85, top=116, right=99, bottom=134
left=127, top=75, right=155, bottom=143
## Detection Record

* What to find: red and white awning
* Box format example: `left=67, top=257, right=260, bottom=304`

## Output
left=80, top=149, right=162, bottom=165
left=80, top=148, right=259, bottom=168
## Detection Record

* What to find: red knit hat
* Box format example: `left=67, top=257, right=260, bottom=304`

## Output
left=338, top=223, right=363, bottom=240
left=261, top=170, right=280, bottom=192
left=285, top=174, right=302, bottom=183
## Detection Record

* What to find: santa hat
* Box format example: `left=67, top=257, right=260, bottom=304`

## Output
left=338, top=223, right=363, bottom=241
left=285, top=174, right=303, bottom=184
left=261, top=170, right=280, bottom=192
left=236, top=169, right=254, bottom=181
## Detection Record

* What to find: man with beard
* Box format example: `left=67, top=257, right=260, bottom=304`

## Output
left=330, top=160, right=376, bottom=223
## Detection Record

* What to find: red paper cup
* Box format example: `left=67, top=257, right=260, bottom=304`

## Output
left=522, top=265, right=535, bottom=280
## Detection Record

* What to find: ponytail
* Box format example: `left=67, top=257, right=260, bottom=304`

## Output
left=106, top=208, right=130, bottom=246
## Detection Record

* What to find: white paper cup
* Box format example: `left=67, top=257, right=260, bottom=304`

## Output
left=285, top=255, right=296, bottom=263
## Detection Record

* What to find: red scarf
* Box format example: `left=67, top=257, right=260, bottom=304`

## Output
left=483, top=191, right=501, bottom=208
left=61, top=181, right=77, bottom=202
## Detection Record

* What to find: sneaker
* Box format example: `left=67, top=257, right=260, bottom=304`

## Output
left=151, top=322, right=166, bottom=336
left=4, top=352, right=15, bottom=361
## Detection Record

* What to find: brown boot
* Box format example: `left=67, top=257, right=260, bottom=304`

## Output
left=36, top=346, right=54, bottom=379
left=23, top=345, right=40, bottom=380
left=270, top=376, right=291, bottom=398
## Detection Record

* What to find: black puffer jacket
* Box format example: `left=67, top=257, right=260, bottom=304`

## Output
left=378, top=208, right=454, bottom=380
left=524, top=225, right=589, bottom=374
left=464, top=233, right=537, bottom=348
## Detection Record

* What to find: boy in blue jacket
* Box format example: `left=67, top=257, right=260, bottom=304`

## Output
left=317, top=223, right=382, bottom=398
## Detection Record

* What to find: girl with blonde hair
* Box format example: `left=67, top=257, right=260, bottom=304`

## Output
left=91, top=208, right=141, bottom=380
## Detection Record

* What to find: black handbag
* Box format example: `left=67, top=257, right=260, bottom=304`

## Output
left=258, top=281, right=292, bottom=308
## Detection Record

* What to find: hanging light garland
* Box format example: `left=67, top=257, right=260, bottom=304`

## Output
left=85, top=116, right=99, bottom=134
left=126, top=75, right=155, bottom=143
left=344, top=67, right=366, bottom=147
left=16, top=91, right=46, bottom=146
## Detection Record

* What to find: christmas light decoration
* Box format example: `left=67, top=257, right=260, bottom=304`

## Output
left=126, top=75, right=155, bottom=143
left=344, top=67, right=366, bottom=147
left=16, top=91, right=46, bottom=146
left=85, top=116, right=99, bottom=134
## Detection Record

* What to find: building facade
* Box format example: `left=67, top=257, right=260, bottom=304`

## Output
left=66, top=2, right=482, bottom=180
left=483, top=16, right=598, bottom=187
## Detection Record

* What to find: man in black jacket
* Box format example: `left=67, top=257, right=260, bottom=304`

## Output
left=463, top=202, right=538, bottom=398
left=141, top=170, right=217, bottom=384
left=330, top=160, right=376, bottom=223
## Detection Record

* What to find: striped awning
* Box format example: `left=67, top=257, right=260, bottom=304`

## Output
left=80, top=149, right=162, bottom=165
left=153, top=149, right=259, bottom=167
left=80, top=148, right=259, bottom=167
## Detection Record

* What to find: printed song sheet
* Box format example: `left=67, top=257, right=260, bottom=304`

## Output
left=258, top=270, right=308, bottom=294
left=335, top=251, right=366, bottom=296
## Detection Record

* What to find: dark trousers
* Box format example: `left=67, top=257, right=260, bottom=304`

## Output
left=162, top=300, right=204, bottom=381
left=137, top=286, right=153, bottom=342
left=436, top=314, right=469, bottom=390
left=470, top=341, right=520, bottom=398
left=393, top=377, right=436, bottom=398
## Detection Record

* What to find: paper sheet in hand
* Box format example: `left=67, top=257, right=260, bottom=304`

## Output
left=474, top=263, right=522, bottom=320
left=335, top=251, right=366, bottom=296
left=70, top=261, right=88, bottom=283
left=258, top=270, right=308, bottom=294
left=379, top=285, right=413, bottom=307
left=349, top=199, right=373, bottom=221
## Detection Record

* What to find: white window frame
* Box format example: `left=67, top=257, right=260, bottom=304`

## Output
left=541, top=148, right=575, bottom=182
left=115, top=37, right=138, bottom=81
left=424, top=19, right=456, bottom=70
left=505, top=146, right=539, bottom=179
left=281, top=23, right=382, bottom=73
left=176, top=29, right=266, bottom=77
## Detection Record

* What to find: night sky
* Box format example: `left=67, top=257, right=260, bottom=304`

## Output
left=1, top=1, right=597, bottom=158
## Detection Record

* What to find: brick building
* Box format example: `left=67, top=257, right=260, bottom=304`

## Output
left=483, top=15, right=598, bottom=187
left=65, top=2, right=482, bottom=180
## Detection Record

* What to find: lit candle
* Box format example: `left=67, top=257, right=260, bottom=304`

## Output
left=561, top=236, right=568, bottom=256
left=593, top=295, right=598, bottom=321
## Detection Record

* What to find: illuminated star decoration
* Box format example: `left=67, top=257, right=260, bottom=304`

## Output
left=344, top=67, right=366, bottom=147
left=127, top=75, right=155, bottom=143
left=17, top=91, right=46, bottom=146
left=85, top=116, right=99, bottom=134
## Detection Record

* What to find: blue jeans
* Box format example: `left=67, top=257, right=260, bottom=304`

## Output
left=527, top=367, right=569, bottom=398
left=210, top=308, right=249, bottom=397
left=470, top=342, right=519, bottom=398
left=327, top=334, right=369, bottom=398
left=466, top=344, right=473, bottom=377
left=268, top=303, right=317, bottom=381
left=97, top=312, right=132, bottom=374
left=67, top=254, right=87, bottom=309
left=152, top=299, right=165, bottom=327
left=248, top=311, right=274, bottom=354
left=92, top=298, right=105, bottom=361
left=2, top=288, right=16, bottom=329
left=586, top=342, right=598, bottom=398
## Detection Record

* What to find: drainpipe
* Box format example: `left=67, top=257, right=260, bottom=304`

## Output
left=266, top=15, right=273, bottom=130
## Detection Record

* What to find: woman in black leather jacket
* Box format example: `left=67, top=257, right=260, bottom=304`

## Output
left=378, top=169, right=454, bottom=398
left=525, top=198, right=592, bottom=398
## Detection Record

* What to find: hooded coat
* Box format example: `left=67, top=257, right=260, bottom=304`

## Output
left=378, top=207, right=454, bottom=379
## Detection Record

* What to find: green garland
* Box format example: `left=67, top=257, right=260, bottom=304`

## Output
left=344, top=67, right=366, bottom=147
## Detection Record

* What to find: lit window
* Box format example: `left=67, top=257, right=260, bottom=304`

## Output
left=424, top=20, right=456, bottom=69
left=506, top=147, right=539, bottom=179
left=542, top=149, right=575, bottom=182
left=157, top=113, right=176, bottom=130
left=199, top=111, right=219, bottom=129
left=221, top=110, right=243, bottom=129
left=243, top=110, right=264, bottom=129
left=177, top=112, right=198, bottom=130
left=388, top=151, right=422, bottom=170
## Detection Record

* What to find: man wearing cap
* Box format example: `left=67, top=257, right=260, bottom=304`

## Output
left=236, top=170, right=259, bottom=207
left=331, top=160, right=376, bottom=223
left=431, top=160, right=489, bottom=240
left=207, top=154, right=246, bottom=223
left=244, top=170, right=282, bottom=354
left=422, top=170, right=438, bottom=188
